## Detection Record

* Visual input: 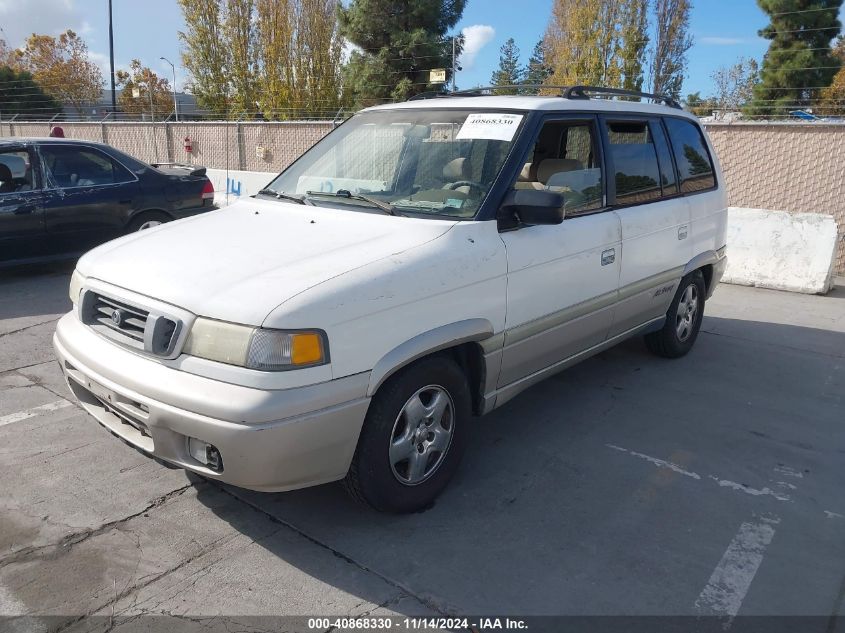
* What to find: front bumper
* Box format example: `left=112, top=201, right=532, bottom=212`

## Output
left=54, top=313, right=370, bottom=492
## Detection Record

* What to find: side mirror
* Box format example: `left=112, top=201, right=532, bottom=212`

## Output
left=500, top=189, right=565, bottom=225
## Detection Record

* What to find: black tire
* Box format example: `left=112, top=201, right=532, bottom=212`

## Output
left=126, top=211, right=172, bottom=233
left=644, top=270, right=706, bottom=359
left=344, top=355, right=472, bottom=513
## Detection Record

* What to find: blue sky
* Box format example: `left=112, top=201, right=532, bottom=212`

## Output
left=0, top=0, right=832, bottom=99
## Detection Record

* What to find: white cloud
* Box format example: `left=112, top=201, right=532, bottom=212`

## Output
left=460, top=24, right=495, bottom=71
left=700, top=36, right=745, bottom=46
left=0, top=0, right=89, bottom=45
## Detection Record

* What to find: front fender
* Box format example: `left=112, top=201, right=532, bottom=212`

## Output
left=367, top=318, right=495, bottom=396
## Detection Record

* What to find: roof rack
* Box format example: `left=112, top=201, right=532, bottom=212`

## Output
left=407, top=84, right=682, bottom=109
left=564, top=85, right=682, bottom=109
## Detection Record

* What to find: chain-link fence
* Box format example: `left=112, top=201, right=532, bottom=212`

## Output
left=3, top=118, right=844, bottom=274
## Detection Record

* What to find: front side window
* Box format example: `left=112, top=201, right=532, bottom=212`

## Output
left=40, top=145, right=135, bottom=188
left=606, top=121, right=662, bottom=206
left=265, top=109, right=524, bottom=218
left=514, top=120, right=603, bottom=216
left=664, top=118, right=716, bottom=193
left=0, top=150, right=35, bottom=194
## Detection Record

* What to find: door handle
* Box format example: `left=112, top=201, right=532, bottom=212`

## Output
left=601, top=248, right=615, bottom=266
left=678, top=225, right=689, bottom=240
left=12, top=204, right=36, bottom=215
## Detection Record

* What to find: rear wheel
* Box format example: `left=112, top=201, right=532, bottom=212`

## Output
left=344, top=355, right=471, bottom=513
left=126, top=211, right=171, bottom=233
left=644, top=270, right=706, bottom=358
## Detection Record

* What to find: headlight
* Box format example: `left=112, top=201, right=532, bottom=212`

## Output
left=183, top=318, right=328, bottom=370
left=69, top=270, right=85, bottom=304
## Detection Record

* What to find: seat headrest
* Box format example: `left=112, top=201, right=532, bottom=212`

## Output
left=0, top=155, right=26, bottom=179
left=537, top=158, right=584, bottom=185
left=443, top=157, right=470, bottom=181
left=518, top=162, right=535, bottom=182
left=0, top=164, right=12, bottom=182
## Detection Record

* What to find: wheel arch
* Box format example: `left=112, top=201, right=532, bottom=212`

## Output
left=683, top=248, right=726, bottom=298
left=366, top=319, right=495, bottom=411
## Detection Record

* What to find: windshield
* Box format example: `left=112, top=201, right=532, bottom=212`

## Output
left=263, top=109, right=524, bottom=218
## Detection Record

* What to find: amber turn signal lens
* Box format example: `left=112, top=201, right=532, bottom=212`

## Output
left=291, top=333, right=324, bottom=366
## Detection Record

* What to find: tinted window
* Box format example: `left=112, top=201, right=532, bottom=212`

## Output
left=0, top=150, right=35, bottom=193
left=514, top=120, right=603, bottom=216
left=664, top=118, right=716, bottom=193
left=651, top=121, right=679, bottom=195
left=40, top=146, right=135, bottom=188
left=606, top=121, right=661, bottom=205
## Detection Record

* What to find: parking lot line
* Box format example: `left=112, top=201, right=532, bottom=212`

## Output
left=0, top=399, right=73, bottom=428
left=695, top=516, right=780, bottom=619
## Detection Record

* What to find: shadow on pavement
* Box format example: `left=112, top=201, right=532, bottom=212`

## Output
left=0, top=261, right=75, bottom=322
left=192, top=316, right=845, bottom=616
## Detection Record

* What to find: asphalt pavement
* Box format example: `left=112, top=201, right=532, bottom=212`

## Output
left=0, top=262, right=843, bottom=632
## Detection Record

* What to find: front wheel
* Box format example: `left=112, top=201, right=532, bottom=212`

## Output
left=344, top=355, right=471, bottom=513
left=644, top=270, right=706, bottom=358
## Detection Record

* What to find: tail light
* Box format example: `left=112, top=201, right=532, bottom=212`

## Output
left=201, top=180, right=214, bottom=201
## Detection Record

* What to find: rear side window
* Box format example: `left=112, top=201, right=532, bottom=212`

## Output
left=664, top=118, right=716, bottom=193
left=606, top=121, right=662, bottom=205
left=40, top=145, right=135, bottom=188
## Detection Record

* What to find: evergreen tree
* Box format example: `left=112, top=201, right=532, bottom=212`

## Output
left=491, top=38, right=523, bottom=94
left=522, top=39, right=552, bottom=90
left=0, top=66, right=62, bottom=119
left=747, top=0, right=843, bottom=116
left=339, top=0, right=466, bottom=106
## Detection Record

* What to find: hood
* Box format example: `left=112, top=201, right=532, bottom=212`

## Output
left=78, top=198, right=456, bottom=325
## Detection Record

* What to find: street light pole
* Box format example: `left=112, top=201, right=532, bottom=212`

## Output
left=159, top=56, right=178, bottom=122
left=108, top=0, right=116, bottom=114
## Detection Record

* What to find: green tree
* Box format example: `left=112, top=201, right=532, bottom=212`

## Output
left=544, top=0, right=647, bottom=90
left=684, top=91, right=717, bottom=116
left=491, top=38, right=523, bottom=94
left=0, top=66, right=62, bottom=119
left=522, top=39, right=552, bottom=90
left=178, top=0, right=230, bottom=115
left=746, top=0, right=843, bottom=117
left=116, top=60, right=175, bottom=120
left=339, top=0, right=466, bottom=106
left=620, top=0, right=649, bottom=92
left=225, top=0, right=258, bottom=116
left=819, top=36, right=845, bottom=114
left=650, top=0, right=693, bottom=99
left=14, top=30, right=103, bottom=114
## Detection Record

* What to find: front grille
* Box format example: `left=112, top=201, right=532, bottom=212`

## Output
left=91, top=294, right=149, bottom=342
left=80, top=290, right=181, bottom=357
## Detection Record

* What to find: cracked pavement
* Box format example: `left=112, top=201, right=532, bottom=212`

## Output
left=1, top=262, right=844, bottom=631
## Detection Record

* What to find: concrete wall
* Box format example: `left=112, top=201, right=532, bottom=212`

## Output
left=5, top=119, right=844, bottom=276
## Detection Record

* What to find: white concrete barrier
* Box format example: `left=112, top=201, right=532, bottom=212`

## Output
left=723, top=208, right=838, bottom=294
left=207, top=169, right=275, bottom=207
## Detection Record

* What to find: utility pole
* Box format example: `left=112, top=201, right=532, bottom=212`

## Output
left=108, top=0, right=116, bottom=114
left=452, top=37, right=457, bottom=92
left=160, top=57, right=178, bottom=122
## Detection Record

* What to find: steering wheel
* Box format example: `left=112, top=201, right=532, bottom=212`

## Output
left=445, top=180, right=485, bottom=196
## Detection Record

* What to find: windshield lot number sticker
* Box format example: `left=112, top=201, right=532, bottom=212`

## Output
left=456, top=113, right=523, bottom=141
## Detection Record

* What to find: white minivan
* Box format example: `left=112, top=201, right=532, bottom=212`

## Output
left=55, top=87, right=727, bottom=513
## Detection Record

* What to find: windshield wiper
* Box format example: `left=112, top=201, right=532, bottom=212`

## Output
left=306, top=189, right=400, bottom=216
left=255, top=188, right=309, bottom=205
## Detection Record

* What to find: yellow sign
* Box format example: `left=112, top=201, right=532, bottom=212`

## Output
left=429, top=69, right=447, bottom=84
